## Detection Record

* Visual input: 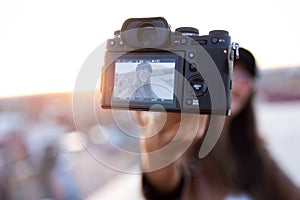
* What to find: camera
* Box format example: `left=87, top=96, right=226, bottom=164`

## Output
left=100, top=17, right=239, bottom=115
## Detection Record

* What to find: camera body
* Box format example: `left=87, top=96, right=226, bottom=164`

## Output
left=101, top=17, right=238, bottom=115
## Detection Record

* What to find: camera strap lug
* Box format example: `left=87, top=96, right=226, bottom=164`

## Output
left=231, top=42, right=240, bottom=60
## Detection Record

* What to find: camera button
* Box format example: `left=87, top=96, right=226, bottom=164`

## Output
left=211, top=37, right=218, bottom=44
left=180, top=38, right=187, bottom=44
left=189, top=52, right=195, bottom=59
left=109, top=40, right=115, bottom=46
left=193, top=83, right=203, bottom=91
left=186, top=98, right=193, bottom=105
left=189, top=63, right=197, bottom=72
left=119, top=40, right=124, bottom=46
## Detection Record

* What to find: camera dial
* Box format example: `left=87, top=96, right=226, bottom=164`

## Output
left=209, top=30, right=229, bottom=36
left=188, top=75, right=208, bottom=97
left=175, top=27, right=199, bottom=36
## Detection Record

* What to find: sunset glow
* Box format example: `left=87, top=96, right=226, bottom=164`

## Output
left=1, top=0, right=299, bottom=97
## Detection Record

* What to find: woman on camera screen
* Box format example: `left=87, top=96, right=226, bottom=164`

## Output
left=129, top=62, right=158, bottom=99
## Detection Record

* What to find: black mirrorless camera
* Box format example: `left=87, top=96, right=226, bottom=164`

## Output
left=100, top=17, right=239, bottom=115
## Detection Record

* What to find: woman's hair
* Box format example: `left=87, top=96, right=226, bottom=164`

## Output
left=186, top=47, right=299, bottom=199
left=211, top=48, right=288, bottom=199
left=230, top=48, right=268, bottom=196
left=234, top=47, right=257, bottom=78
left=135, top=62, right=152, bottom=85
left=131, top=62, right=157, bottom=98
left=136, top=62, right=152, bottom=73
left=229, top=88, right=265, bottom=195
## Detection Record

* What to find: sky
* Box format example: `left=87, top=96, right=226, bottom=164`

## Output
left=1, top=0, right=300, bottom=97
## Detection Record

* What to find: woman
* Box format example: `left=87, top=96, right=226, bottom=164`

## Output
left=130, top=62, right=158, bottom=99
left=136, top=48, right=300, bottom=199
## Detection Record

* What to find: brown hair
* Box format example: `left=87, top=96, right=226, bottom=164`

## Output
left=208, top=48, right=299, bottom=199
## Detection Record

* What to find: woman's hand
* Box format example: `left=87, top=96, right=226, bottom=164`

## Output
left=135, top=111, right=208, bottom=170
left=135, top=111, right=208, bottom=193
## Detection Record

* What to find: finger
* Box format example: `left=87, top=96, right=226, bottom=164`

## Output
left=134, top=111, right=150, bottom=127
left=160, top=112, right=181, bottom=129
left=197, top=115, right=210, bottom=138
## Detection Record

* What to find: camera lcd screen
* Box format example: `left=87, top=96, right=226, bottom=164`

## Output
left=112, top=54, right=177, bottom=105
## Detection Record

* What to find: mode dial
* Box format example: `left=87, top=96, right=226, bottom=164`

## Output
left=209, top=30, right=229, bottom=36
left=175, top=27, right=199, bottom=36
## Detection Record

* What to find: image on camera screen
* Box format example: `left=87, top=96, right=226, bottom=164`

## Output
left=112, top=58, right=176, bottom=104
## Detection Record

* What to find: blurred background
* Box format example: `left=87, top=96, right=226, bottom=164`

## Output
left=1, top=0, right=300, bottom=199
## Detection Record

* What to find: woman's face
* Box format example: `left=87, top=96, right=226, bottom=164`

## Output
left=137, top=68, right=151, bottom=83
left=231, top=65, right=254, bottom=116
